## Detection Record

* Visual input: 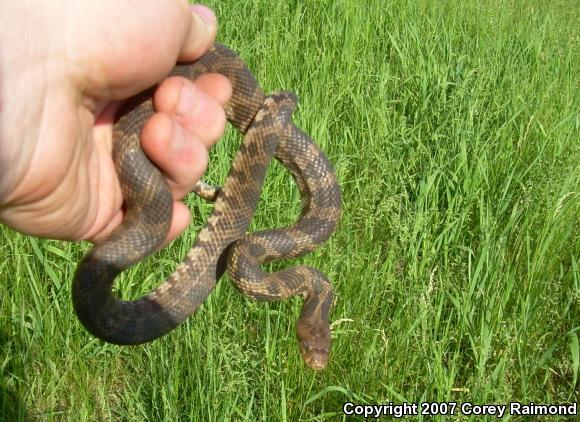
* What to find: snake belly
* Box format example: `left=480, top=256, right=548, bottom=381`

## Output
left=72, top=44, right=341, bottom=370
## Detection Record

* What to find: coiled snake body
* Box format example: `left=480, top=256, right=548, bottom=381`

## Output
left=72, top=44, right=341, bottom=370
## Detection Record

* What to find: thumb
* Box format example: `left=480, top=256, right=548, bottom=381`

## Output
left=81, top=2, right=218, bottom=105
left=179, top=4, right=218, bottom=61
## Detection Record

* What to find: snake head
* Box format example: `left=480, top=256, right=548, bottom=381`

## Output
left=296, top=320, right=331, bottom=370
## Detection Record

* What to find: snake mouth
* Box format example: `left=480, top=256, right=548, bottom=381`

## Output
left=300, top=341, right=330, bottom=370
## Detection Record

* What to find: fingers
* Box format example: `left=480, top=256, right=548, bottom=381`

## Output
left=141, top=75, right=230, bottom=246
left=141, top=74, right=231, bottom=200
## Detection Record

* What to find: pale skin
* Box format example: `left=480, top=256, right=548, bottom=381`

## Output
left=0, top=1, right=232, bottom=244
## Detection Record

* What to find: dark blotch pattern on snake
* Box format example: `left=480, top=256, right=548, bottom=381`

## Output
left=72, top=44, right=342, bottom=370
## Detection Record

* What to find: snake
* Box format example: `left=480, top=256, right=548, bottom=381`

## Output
left=72, top=43, right=341, bottom=370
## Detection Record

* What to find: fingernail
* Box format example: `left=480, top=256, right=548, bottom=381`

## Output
left=191, top=4, right=216, bottom=25
left=177, top=83, right=197, bottom=116
left=171, top=120, right=186, bottom=152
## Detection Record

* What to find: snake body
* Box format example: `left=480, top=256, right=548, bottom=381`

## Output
left=72, top=44, right=341, bottom=370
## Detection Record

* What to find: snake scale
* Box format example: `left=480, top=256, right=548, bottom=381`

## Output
left=72, top=44, right=341, bottom=370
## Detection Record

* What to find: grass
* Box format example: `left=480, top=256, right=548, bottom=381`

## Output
left=1, top=0, right=578, bottom=420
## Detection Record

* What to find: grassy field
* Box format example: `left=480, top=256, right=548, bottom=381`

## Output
left=1, top=0, right=578, bottom=420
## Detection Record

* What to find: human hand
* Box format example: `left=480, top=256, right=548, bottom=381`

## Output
left=0, top=1, right=232, bottom=244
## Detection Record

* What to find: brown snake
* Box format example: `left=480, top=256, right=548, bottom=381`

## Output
left=72, top=44, right=341, bottom=370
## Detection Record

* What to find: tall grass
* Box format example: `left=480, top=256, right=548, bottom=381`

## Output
left=1, top=0, right=578, bottom=420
